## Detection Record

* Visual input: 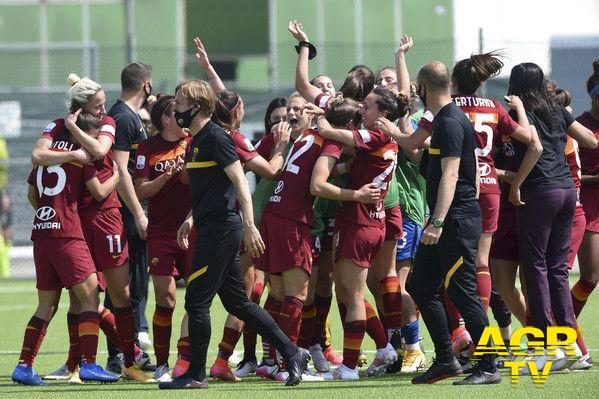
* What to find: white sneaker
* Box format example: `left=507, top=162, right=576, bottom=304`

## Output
left=569, top=353, right=593, bottom=371
left=365, top=344, right=397, bottom=377
left=323, top=364, right=360, bottom=381
left=229, top=350, right=244, bottom=365
left=309, top=344, right=330, bottom=372
left=521, top=348, right=569, bottom=375
left=137, top=332, right=152, bottom=351
left=154, top=364, right=172, bottom=383
left=301, top=369, right=325, bottom=381
left=234, top=359, right=257, bottom=378
left=43, top=364, right=72, bottom=380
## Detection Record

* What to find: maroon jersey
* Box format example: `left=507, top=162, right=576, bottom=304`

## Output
left=264, top=128, right=342, bottom=226
left=255, top=133, right=275, bottom=160
left=565, top=135, right=585, bottom=216
left=28, top=134, right=97, bottom=240
left=337, top=129, right=398, bottom=228
left=134, top=135, right=192, bottom=238
left=577, top=111, right=599, bottom=189
left=230, top=130, right=259, bottom=163
left=419, top=95, right=519, bottom=194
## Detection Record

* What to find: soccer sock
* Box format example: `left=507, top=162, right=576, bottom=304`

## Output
left=19, top=316, right=48, bottom=366
left=311, top=295, right=332, bottom=346
left=380, top=276, right=402, bottom=332
left=66, top=312, right=81, bottom=371
left=152, top=305, right=174, bottom=366
left=443, top=288, right=462, bottom=332
left=263, top=294, right=282, bottom=360
left=113, top=306, right=136, bottom=367
left=177, top=336, right=191, bottom=362
left=401, top=320, right=420, bottom=349
left=78, top=311, right=100, bottom=364
left=99, top=308, right=120, bottom=350
left=342, top=320, right=366, bottom=370
left=571, top=278, right=597, bottom=318
left=364, top=299, right=388, bottom=349
left=242, top=280, right=264, bottom=360
left=576, top=325, right=589, bottom=356
left=297, top=303, right=316, bottom=349
left=475, top=265, right=492, bottom=313
left=376, top=304, right=388, bottom=332
left=217, top=327, right=242, bottom=361
left=278, top=296, right=304, bottom=345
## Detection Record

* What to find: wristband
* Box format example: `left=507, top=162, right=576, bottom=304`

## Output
left=295, top=41, right=317, bottom=60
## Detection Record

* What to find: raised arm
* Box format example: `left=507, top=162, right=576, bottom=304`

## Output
left=289, top=20, right=324, bottom=104
left=376, top=116, right=431, bottom=151
left=395, top=35, right=414, bottom=97
left=316, top=115, right=357, bottom=147
left=85, top=161, right=120, bottom=201
left=64, top=110, right=112, bottom=159
left=244, top=121, right=291, bottom=180
left=194, top=37, right=226, bottom=94
left=31, top=137, right=91, bottom=167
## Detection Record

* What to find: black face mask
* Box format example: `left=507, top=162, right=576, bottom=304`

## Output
left=418, top=85, right=427, bottom=108
left=174, top=106, right=199, bottom=128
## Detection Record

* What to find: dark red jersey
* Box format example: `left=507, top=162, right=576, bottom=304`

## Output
left=230, top=130, right=259, bottom=163
left=264, top=128, right=342, bottom=225
left=255, top=133, right=276, bottom=160
left=577, top=111, right=599, bottom=187
left=29, top=133, right=96, bottom=240
left=419, top=95, right=519, bottom=195
left=565, top=135, right=584, bottom=215
left=134, top=135, right=192, bottom=238
left=337, top=129, right=398, bottom=228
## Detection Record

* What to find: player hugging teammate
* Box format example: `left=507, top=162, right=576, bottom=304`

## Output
left=11, top=17, right=599, bottom=390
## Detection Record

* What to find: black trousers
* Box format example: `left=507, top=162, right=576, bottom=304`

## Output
left=407, top=215, right=493, bottom=366
left=104, top=205, right=149, bottom=359
left=185, top=225, right=297, bottom=381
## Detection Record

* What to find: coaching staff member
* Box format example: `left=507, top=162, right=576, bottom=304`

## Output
left=406, top=61, right=499, bottom=385
left=159, top=80, right=308, bottom=389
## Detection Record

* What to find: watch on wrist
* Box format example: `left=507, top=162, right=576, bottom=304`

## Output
left=432, top=218, right=444, bottom=228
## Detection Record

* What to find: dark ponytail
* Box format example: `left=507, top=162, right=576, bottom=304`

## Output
left=212, top=89, right=241, bottom=131
left=508, top=63, right=555, bottom=131
left=452, top=51, right=503, bottom=94
left=339, top=65, right=375, bottom=102
left=553, top=88, right=572, bottom=108
left=373, top=87, right=410, bottom=122
left=587, top=60, right=599, bottom=94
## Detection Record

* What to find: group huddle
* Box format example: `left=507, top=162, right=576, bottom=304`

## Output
left=11, top=20, right=599, bottom=389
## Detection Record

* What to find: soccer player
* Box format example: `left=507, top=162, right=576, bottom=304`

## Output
left=507, top=63, right=596, bottom=373
left=13, top=112, right=120, bottom=386
left=159, top=80, right=308, bottom=389
left=107, top=62, right=154, bottom=370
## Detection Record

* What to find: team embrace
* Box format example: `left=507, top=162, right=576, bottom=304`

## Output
left=11, top=20, right=599, bottom=389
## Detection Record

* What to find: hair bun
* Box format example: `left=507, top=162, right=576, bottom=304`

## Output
left=67, top=73, right=81, bottom=87
left=593, top=60, right=599, bottom=74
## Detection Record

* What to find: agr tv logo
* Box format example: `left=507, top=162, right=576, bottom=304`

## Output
left=474, top=326, right=578, bottom=386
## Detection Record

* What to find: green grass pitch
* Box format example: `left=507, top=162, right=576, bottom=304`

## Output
left=1, top=278, right=598, bottom=398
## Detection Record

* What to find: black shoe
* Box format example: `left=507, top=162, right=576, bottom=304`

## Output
left=159, top=374, right=208, bottom=389
left=453, top=366, right=500, bottom=385
left=460, top=361, right=476, bottom=374
left=285, top=349, right=310, bottom=386
left=106, top=353, right=123, bottom=375
left=411, top=357, right=462, bottom=384
left=138, top=351, right=156, bottom=372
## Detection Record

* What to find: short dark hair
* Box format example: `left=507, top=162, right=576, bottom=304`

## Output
left=76, top=113, right=103, bottom=132
left=325, top=97, right=362, bottom=128
left=121, top=61, right=152, bottom=92
left=339, top=65, right=375, bottom=102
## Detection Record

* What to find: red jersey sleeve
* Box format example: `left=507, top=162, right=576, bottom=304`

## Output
left=133, top=141, right=151, bottom=180
left=352, top=129, right=386, bottom=152
left=99, top=116, right=116, bottom=144
left=418, top=110, right=435, bottom=132
left=255, top=133, right=275, bottom=159
left=231, top=131, right=259, bottom=163
left=321, top=139, right=342, bottom=159
left=495, top=101, right=519, bottom=135
left=83, top=164, right=98, bottom=182
left=41, top=119, right=65, bottom=141
left=314, top=92, right=332, bottom=110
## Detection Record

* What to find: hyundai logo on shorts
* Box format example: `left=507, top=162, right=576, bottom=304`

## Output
left=36, top=206, right=56, bottom=221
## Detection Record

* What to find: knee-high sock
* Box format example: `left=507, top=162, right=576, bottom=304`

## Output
left=18, top=316, right=48, bottom=366
left=152, top=305, right=174, bottom=366
left=217, top=327, right=242, bottom=361
left=297, top=303, right=316, bottom=349
left=262, top=294, right=282, bottom=360
left=78, top=311, right=100, bottom=364
left=66, top=312, right=81, bottom=371
left=475, top=265, right=492, bottom=313
left=278, top=296, right=304, bottom=345
left=571, top=278, right=597, bottom=318
left=342, top=320, right=366, bottom=370
left=364, top=299, right=388, bottom=349
left=380, top=276, right=402, bottom=331
left=312, top=295, right=332, bottom=346
left=113, top=306, right=136, bottom=367
left=99, top=308, right=121, bottom=350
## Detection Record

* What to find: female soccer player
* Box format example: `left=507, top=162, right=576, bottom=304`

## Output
left=13, top=111, right=121, bottom=386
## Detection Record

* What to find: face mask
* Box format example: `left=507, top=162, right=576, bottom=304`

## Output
left=174, top=106, right=199, bottom=128
left=418, top=85, right=427, bottom=108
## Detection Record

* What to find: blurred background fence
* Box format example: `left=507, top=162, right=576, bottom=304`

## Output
left=0, top=0, right=598, bottom=277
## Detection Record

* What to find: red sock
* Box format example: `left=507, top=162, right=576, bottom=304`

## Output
left=311, top=295, right=332, bottom=345
left=218, top=327, right=242, bottom=361
left=377, top=304, right=388, bottom=331
left=380, top=276, right=402, bottom=331
left=364, top=299, right=388, bottom=349
left=66, top=312, right=80, bottom=371
left=99, top=308, right=120, bottom=350
left=575, top=324, right=588, bottom=356
left=263, top=294, right=282, bottom=360
left=297, top=303, right=316, bottom=349
left=278, top=296, right=304, bottom=344
left=177, top=336, right=190, bottom=362
left=342, top=320, right=366, bottom=369
left=443, top=288, right=462, bottom=331
left=152, top=305, right=174, bottom=366
left=78, top=311, right=100, bottom=364
left=113, top=306, right=136, bottom=367
left=475, top=265, right=492, bottom=313
left=19, top=316, right=48, bottom=366
left=242, top=280, right=264, bottom=359
left=571, top=278, right=597, bottom=318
